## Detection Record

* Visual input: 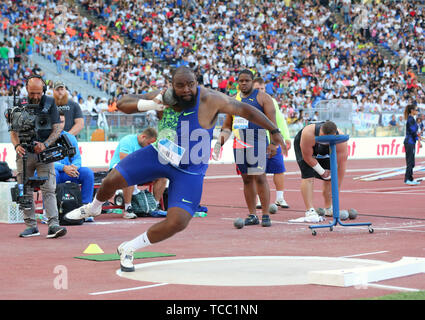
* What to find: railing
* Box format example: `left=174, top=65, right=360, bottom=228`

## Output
left=0, top=96, right=407, bottom=143
left=76, top=112, right=406, bottom=142
left=78, top=112, right=159, bottom=142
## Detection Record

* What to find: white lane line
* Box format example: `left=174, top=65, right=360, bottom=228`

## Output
left=340, top=251, right=389, bottom=258
left=380, top=224, right=425, bottom=229
left=205, top=168, right=395, bottom=180
left=341, top=187, right=425, bottom=193
left=344, top=191, right=425, bottom=196
left=89, top=283, right=168, bottom=296
left=372, top=227, right=425, bottom=233
left=366, top=283, right=421, bottom=292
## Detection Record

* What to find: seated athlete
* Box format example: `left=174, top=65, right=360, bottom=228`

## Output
left=108, top=127, right=167, bottom=219
left=55, top=111, right=94, bottom=206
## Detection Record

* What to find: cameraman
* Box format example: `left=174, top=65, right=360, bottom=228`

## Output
left=10, top=76, right=67, bottom=238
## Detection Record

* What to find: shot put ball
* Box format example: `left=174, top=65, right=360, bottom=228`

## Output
left=269, top=203, right=278, bottom=214
left=233, top=218, right=244, bottom=229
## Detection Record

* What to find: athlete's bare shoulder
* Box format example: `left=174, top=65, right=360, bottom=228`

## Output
left=300, top=123, right=316, bottom=142
left=302, top=123, right=315, bottom=133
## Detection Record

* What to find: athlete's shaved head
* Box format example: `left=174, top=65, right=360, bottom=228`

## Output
left=171, top=66, right=198, bottom=109
left=172, top=66, right=194, bottom=79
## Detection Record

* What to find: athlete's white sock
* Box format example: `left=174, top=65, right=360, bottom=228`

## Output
left=91, top=197, right=104, bottom=212
left=276, top=191, right=284, bottom=200
left=123, top=232, right=151, bottom=251
left=125, top=203, right=131, bottom=211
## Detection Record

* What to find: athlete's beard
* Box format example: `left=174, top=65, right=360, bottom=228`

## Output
left=173, top=89, right=197, bottom=110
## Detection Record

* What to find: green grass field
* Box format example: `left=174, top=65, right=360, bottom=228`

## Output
left=364, top=290, right=425, bottom=300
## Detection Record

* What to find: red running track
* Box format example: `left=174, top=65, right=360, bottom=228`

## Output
left=0, top=158, right=424, bottom=301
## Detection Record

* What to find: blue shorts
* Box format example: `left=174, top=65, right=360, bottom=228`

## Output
left=233, top=132, right=268, bottom=175
left=266, top=145, right=285, bottom=174
left=115, top=145, right=204, bottom=216
left=233, top=138, right=285, bottom=174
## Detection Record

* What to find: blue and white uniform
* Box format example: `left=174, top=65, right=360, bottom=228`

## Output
left=115, top=87, right=214, bottom=216
left=232, top=89, right=284, bottom=174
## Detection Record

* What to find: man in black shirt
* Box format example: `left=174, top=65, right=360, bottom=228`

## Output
left=53, top=81, right=84, bottom=136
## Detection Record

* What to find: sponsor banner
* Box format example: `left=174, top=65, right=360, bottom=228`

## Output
left=209, top=137, right=425, bottom=164
left=0, top=137, right=424, bottom=169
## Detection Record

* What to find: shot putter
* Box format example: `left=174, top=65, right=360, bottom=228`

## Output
left=308, top=134, right=373, bottom=235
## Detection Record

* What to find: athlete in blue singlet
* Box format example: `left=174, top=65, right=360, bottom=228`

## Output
left=219, top=70, right=280, bottom=228
left=66, top=66, right=286, bottom=272
left=253, top=77, right=290, bottom=209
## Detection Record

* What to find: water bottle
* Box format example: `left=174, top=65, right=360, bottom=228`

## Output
left=194, top=212, right=207, bottom=218
left=18, top=184, right=24, bottom=197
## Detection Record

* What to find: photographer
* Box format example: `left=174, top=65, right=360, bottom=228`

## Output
left=10, top=75, right=67, bottom=238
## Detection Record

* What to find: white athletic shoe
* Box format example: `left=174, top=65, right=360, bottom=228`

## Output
left=123, top=212, right=137, bottom=219
left=324, top=206, right=333, bottom=217
left=123, top=206, right=137, bottom=219
left=305, top=208, right=321, bottom=223
left=275, top=198, right=289, bottom=208
left=65, top=203, right=102, bottom=221
left=117, top=241, right=135, bottom=272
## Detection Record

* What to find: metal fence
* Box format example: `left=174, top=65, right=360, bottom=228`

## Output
left=78, top=112, right=160, bottom=142
left=0, top=96, right=407, bottom=143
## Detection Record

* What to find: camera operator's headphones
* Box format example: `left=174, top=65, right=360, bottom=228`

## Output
left=25, top=74, right=47, bottom=95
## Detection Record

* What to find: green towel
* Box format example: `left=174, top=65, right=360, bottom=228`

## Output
left=74, top=252, right=175, bottom=261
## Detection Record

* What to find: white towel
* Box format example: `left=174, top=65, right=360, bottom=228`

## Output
left=288, top=216, right=325, bottom=223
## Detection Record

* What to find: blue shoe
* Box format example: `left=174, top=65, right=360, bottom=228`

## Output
left=405, top=180, right=420, bottom=186
left=244, top=214, right=259, bottom=226
left=150, top=210, right=167, bottom=217
left=84, top=217, right=95, bottom=222
left=19, top=227, right=40, bottom=238
left=261, top=214, right=272, bottom=227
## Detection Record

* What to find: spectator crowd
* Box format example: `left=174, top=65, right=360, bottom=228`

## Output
left=0, top=0, right=424, bottom=130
